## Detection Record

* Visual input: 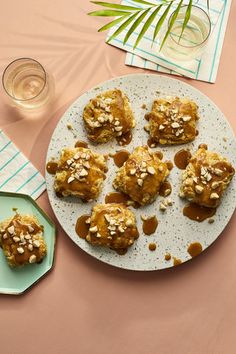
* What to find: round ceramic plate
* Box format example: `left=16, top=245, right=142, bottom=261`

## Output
left=46, top=74, right=236, bottom=271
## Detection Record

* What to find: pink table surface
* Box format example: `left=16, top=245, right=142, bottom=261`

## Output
left=0, top=1, right=236, bottom=353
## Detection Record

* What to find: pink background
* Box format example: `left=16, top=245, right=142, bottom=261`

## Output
left=0, top=1, right=236, bottom=353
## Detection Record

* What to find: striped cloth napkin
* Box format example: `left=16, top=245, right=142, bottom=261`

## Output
left=108, top=0, right=229, bottom=83
left=0, top=130, right=46, bottom=199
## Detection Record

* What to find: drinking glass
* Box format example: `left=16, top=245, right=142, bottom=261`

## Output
left=2, top=58, right=54, bottom=110
left=160, top=5, right=211, bottom=61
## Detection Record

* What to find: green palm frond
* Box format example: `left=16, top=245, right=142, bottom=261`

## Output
left=153, top=1, right=173, bottom=44
left=178, top=0, right=192, bottom=42
left=106, top=11, right=141, bottom=42
left=88, top=0, right=210, bottom=50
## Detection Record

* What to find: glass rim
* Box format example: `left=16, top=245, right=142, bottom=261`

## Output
left=2, top=57, right=47, bottom=102
left=168, top=5, right=212, bottom=49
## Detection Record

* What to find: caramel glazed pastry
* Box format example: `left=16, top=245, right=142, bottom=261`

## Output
left=83, top=89, right=135, bottom=143
left=179, top=145, right=235, bottom=208
left=86, top=203, right=139, bottom=254
left=0, top=213, right=47, bottom=267
left=145, top=96, right=199, bottom=145
left=54, top=147, right=108, bottom=201
left=113, top=146, right=170, bottom=206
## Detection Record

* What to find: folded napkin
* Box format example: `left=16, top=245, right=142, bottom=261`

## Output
left=125, top=0, right=231, bottom=83
left=0, top=130, right=46, bottom=199
left=108, top=0, right=229, bottom=82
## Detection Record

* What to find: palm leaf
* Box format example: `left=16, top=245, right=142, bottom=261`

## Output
left=134, top=5, right=163, bottom=49
left=91, top=1, right=141, bottom=11
left=153, top=1, right=173, bottom=43
left=124, top=8, right=151, bottom=44
left=88, top=10, right=131, bottom=16
left=98, top=13, right=131, bottom=32
left=131, top=0, right=156, bottom=5
left=106, top=11, right=141, bottom=41
left=160, top=0, right=183, bottom=49
left=179, top=0, right=192, bottom=41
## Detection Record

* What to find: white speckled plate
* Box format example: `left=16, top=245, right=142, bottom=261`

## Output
left=46, top=74, right=236, bottom=271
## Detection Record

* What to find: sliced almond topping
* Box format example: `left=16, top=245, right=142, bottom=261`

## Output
left=28, top=225, right=34, bottom=233
left=159, top=124, right=165, bottom=131
left=130, top=169, right=136, bottom=176
left=159, top=203, right=167, bottom=211
left=80, top=168, right=88, bottom=177
left=171, top=122, right=180, bottom=129
left=107, top=235, right=113, bottom=239
left=93, top=121, right=101, bottom=128
left=118, top=226, right=125, bottom=233
left=89, top=226, right=98, bottom=233
left=141, top=173, right=148, bottom=179
left=137, top=178, right=143, bottom=187
left=25, top=234, right=31, bottom=240
left=104, top=214, right=110, bottom=222
left=109, top=219, right=116, bottom=226
left=98, top=116, right=105, bottom=123
left=7, top=225, right=15, bottom=235
left=201, top=167, right=207, bottom=176
left=20, top=234, right=25, bottom=243
left=115, top=126, right=122, bottom=132
left=85, top=218, right=91, bottom=224
left=195, top=185, right=204, bottom=194
left=83, top=161, right=90, bottom=169
left=164, top=189, right=171, bottom=197
left=147, top=166, right=155, bottom=175
left=108, top=115, right=113, bottom=123
left=114, top=121, right=120, bottom=126
left=193, top=177, right=198, bottom=183
left=211, top=181, right=220, bottom=189
left=13, top=236, right=20, bottom=243
left=86, top=235, right=91, bottom=242
left=17, top=247, right=24, bottom=254
left=3, top=233, right=8, bottom=240
left=33, top=240, right=40, bottom=248
left=158, top=166, right=163, bottom=172
left=29, top=255, right=37, bottom=264
left=68, top=176, right=75, bottom=184
left=141, top=162, right=147, bottom=168
left=125, top=219, right=133, bottom=227
left=214, top=168, right=223, bottom=176
left=96, top=233, right=102, bottom=238
left=182, top=115, right=191, bottom=122
left=166, top=198, right=173, bottom=206
left=205, top=172, right=212, bottom=182
left=210, top=192, right=219, bottom=200
left=67, top=159, right=73, bottom=165
left=73, top=153, right=81, bottom=160
left=28, top=244, right=34, bottom=251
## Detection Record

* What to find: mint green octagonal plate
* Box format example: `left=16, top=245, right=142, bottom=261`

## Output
left=0, top=192, right=56, bottom=295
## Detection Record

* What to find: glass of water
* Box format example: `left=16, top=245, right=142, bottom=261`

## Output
left=2, top=58, right=54, bottom=110
left=161, top=5, right=211, bottom=61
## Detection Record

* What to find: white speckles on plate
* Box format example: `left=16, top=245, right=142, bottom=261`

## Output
left=45, top=74, right=236, bottom=271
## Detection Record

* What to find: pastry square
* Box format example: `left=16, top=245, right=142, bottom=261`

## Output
left=113, top=146, right=170, bottom=206
left=179, top=146, right=235, bottom=208
left=54, top=147, right=108, bottom=201
left=86, top=203, right=139, bottom=254
left=145, top=96, right=199, bottom=145
left=0, top=213, right=47, bottom=267
left=83, top=89, right=135, bottom=143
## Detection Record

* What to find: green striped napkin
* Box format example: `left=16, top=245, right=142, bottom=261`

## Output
left=108, top=0, right=227, bottom=83
left=0, top=130, right=46, bottom=199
